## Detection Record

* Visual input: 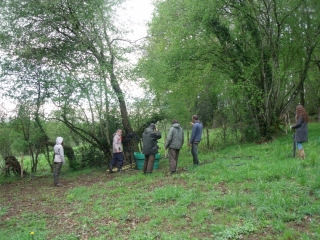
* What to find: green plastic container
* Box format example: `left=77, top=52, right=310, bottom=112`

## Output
left=134, top=152, right=160, bottom=170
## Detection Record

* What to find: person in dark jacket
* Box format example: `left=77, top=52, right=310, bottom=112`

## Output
left=142, top=123, right=162, bottom=174
left=165, top=119, right=184, bottom=174
left=291, top=104, right=309, bottom=159
left=188, top=115, right=203, bottom=165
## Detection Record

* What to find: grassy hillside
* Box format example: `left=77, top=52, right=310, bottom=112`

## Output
left=1, top=123, right=320, bottom=239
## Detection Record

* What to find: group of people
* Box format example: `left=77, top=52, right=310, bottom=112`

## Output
left=108, top=114, right=204, bottom=175
left=53, top=104, right=309, bottom=186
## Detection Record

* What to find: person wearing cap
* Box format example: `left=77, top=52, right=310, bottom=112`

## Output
left=165, top=119, right=184, bottom=174
left=109, top=129, right=124, bottom=173
left=188, top=115, right=203, bottom=166
left=53, top=137, right=65, bottom=186
left=142, top=123, right=162, bottom=174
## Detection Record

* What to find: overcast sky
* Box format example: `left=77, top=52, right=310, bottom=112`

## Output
left=120, top=0, right=154, bottom=40
left=118, top=0, right=155, bottom=99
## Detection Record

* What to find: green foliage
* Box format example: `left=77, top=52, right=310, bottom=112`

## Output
left=140, top=0, right=320, bottom=139
left=73, top=146, right=106, bottom=170
left=214, top=222, right=257, bottom=240
left=0, top=205, right=9, bottom=217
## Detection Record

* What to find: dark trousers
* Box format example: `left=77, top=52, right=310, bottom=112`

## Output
left=143, top=154, right=155, bottom=173
left=53, top=162, right=63, bottom=185
left=168, top=148, right=180, bottom=172
left=110, top=152, right=124, bottom=171
left=191, top=143, right=199, bottom=165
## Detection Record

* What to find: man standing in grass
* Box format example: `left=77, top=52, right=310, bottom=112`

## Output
left=165, top=119, right=184, bottom=174
left=53, top=137, right=65, bottom=187
left=109, top=129, right=124, bottom=173
left=188, top=115, right=203, bottom=166
left=142, top=123, right=162, bottom=174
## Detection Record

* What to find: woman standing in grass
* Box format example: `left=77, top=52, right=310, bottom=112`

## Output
left=291, top=104, right=309, bottom=159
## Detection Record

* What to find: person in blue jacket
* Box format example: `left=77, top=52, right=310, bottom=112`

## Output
left=188, top=115, right=203, bottom=166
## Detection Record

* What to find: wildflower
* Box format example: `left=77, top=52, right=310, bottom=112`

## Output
left=30, top=232, right=34, bottom=235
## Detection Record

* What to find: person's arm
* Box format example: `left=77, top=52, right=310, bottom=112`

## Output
left=181, top=128, right=184, bottom=145
left=165, top=128, right=173, bottom=149
left=189, top=124, right=197, bottom=143
left=153, top=131, right=162, bottom=140
left=291, top=116, right=303, bottom=129
left=60, top=146, right=65, bottom=163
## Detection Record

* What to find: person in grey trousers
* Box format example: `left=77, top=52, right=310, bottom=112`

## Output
left=53, top=137, right=65, bottom=186
left=165, top=119, right=184, bottom=174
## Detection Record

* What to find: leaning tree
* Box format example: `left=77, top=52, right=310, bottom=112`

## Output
left=0, top=0, right=140, bottom=164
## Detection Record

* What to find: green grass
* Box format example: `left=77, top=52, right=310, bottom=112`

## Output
left=1, top=123, right=320, bottom=239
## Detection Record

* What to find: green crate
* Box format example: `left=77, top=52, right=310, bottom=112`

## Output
left=134, top=152, right=160, bottom=170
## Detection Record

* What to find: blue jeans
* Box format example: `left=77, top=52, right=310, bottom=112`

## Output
left=296, top=142, right=303, bottom=150
left=110, top=152, right=124, bottom=171
left=191, top=143, right=199, bottom=165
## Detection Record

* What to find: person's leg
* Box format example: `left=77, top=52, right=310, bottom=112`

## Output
left=117, top=153, right=124, bottom=172
left=147, top=154, right=155, bottom=173
left=54, top=162, right=62, bottom=186
left=176, top=149, right=180, bottom=170
left=191, top=143, right=199, bottom=165
left=142, top=155, right=149, bottom=173
left=109, top=154, right=117, bottom=173
left=297, top=142, right=305, bottom=159
left=169, top=148, right=177, bottom=173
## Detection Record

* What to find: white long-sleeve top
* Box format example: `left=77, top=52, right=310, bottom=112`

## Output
left=54, top=137, right=65, bottom=163
left=112, top=132, right=123, bottom=153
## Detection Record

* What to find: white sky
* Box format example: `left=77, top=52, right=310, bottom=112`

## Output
left=117, top=0, right=155, bottom=99
left=121, top=0, right=154, bottom=40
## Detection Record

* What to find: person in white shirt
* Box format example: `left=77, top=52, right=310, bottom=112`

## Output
left=109, top=129, right=124, bottom=173
left=53, top=137, right=65, bottom=186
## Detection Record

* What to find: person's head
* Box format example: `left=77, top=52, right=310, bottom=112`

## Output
left=295, top=104, right=309, bottom=122
left=172, top=119, right=178, bottom=124
left=116, top=129, right=122, bottom=135
left=149, top=123, right=156, bottom=130
left=192, top=115, right=199, bottom=122
left=56, top=137, right=64, bottom=145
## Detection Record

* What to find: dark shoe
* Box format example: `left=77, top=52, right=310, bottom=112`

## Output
left=109, top=169, right=114, bottom=174
left=54, top=183, right=62, bottom=187
left=170, top=171, right=176, bottom=174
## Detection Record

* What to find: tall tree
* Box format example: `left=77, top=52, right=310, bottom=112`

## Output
left=0, top=0, right=137, bottom=162
left=140, top=0, right=320, bottom=139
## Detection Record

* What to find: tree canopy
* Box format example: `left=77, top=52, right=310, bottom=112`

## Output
left=139, top=0, right=320, bottom=139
